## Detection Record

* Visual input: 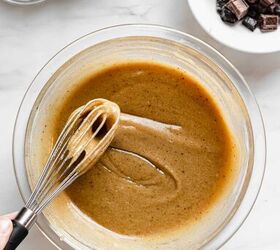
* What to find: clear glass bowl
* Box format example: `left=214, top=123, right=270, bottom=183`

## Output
left=3, top=0, right=45, bottom=5
left=13, top=24, right=266, bottom=250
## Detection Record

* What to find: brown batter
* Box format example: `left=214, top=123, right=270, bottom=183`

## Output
left=51, top=62, right=236, bottom=237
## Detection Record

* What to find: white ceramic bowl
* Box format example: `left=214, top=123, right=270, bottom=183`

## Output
left=188, top=0, right=280, bottom=53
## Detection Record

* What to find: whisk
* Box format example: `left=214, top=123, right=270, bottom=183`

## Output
left=4, top=98, right=120, bottom=250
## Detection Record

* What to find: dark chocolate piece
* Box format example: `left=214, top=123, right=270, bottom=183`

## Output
left=274, top=4, right=280, bottom=15
left=247, top=6, right=260, bottom=18
left=226, top=0, right=249, bottom=20
left=220, top=6, right=239, bottom=23
left=217, top=0, right=230, bottom=14
left=242, top=16, right=258, bottom=30
left=267, top=3, right=277, bottom=13
left=246, top=0, right=259, bottom=4
left=251, top=3, right=267, bottom=14
left=259, top=14, right=279, bottom=31
left=260, top=0, right=275, bottom=7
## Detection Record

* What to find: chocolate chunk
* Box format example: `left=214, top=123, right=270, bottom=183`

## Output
left=267, top=3, right=277, bottom=13
left=242, top=16, right=258, bottom=30
left=247, top=6, right=260, bottom=18
left=217, top=0, right=230, bottom=14
left=251, top=3, right=267, bottom=14
left=259, top=14, right=279, bottom=31
left=220, top=6, right=239, bottom=23
left=274, top=4, right=280, bottom=15
left=260, top=0, right=275, bottom=7
left=226, top=0, right=249, bottom=20
left=246, top=0, right=259, bottom=4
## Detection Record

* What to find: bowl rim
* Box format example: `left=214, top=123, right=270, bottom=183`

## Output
left=2, top=0, right=46, bottom=6
left=12, top=23, right=266, bottom=250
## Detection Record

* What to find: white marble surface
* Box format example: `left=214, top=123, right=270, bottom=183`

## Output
left=0, top=0, right=279, bottom=249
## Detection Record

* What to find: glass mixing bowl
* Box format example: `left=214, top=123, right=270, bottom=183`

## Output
left=3, top=0, right=45, bottom=5
left=13, top=24, right=266, bottom=250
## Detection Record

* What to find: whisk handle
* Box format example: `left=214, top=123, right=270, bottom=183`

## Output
left=3, top=220, right=28, bottom=250
left=4, top=207, right=36, bottom=250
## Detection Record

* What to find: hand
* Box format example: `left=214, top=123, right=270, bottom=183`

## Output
left=0, top=212, right=17, bottom=250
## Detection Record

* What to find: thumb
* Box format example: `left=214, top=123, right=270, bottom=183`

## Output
left=0, top=217, right=13, bottom=250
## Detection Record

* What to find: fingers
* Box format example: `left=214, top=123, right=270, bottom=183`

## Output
left=1, top=212, right=17, bottom=220
left=0, top=216, right=13, bottom=250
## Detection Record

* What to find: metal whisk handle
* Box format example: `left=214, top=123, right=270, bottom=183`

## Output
left=4, top=207, right=37, bottom=250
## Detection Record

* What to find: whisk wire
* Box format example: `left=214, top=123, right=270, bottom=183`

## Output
left=35, top=172, right=79, bottom=213
left=26, top=100, right=120, bottom=215
left=25, top=112, right=78, bottom=208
